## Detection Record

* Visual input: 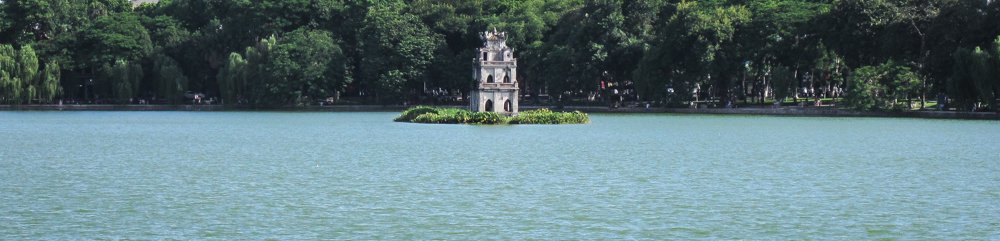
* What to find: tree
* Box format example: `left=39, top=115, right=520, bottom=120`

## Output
left=884, top=0, right=942, bottom=109
left=266, top=28, right=347, bottom=105
left=152, top=55, right=189, bottom=104
left=79, top=13, right=153, bottom=68
left=771, top=65, right=794, bottom=103
left=40, top=61, right=61, bottom=103
left=100, top=59, right=142, bottom=104
left=811, top=44, right=846, bottom=102
left=359, top=4, right=441, bottom=104
left=217, top=53, right=247, bottom=104
left=846, top=61, right=921, bottom=111
left=846, top=65, right=882, bottom=111
left=822, top=0, right=893, bottom=69
left=141, top=15, right=192, bottom=53
left=887, top=63, right=921, bottom=110
left=634, top=2, right=750, bottom=104
left=17, top=45, right=39, bottom=103
left=737, top=0, right=818, bottom=104
left=242, top=35, right=278, bottom=106
left=2, top=0, right=996, bottom=108
left=0, top=1, right=10, bottom=42
left=925, top=0, right=987, bottom=96
left=879, top=61, right=923, bottom=111
left=970, top=47, right=995, bottom=110
left=0, top=44, right=19, bottom=104
left=949, top=47, right=978, bottom=110
left=217, top=30, right=347, bottom=107
left=991, top=35, right=1000, bottom=112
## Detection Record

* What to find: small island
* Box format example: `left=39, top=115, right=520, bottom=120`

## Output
left=395, top=106, right=588, bottom=125
left=393, top=29, right=588, bottom=125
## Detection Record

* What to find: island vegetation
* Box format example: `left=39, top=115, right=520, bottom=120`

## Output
left=395, top=106, right=589, bottom=124
left=1, top=0, right=999, bottom=113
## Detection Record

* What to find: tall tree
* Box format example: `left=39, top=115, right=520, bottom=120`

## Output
left=949, top=47, right=978, bottom=110
left=40, top=61, right=61, bottom=103
left=17, top=45, right=38, bottom=103
left=359, top=3, right=441, bottom=104
left=634, top=2, right=750, bottom=104
left=991, top=35, right=1000, bottom=112
left=151, top=54, right=189, bottom=104
left=0, top=44, right=20, bottom=104
left=78, top=12, right=153, bottom=67
left=242, top=35, right=277, bottom=106
left=217, top=52, right=246, bottom=105
left=970, top=47, right=995, bottom=110
left=265, top=28, right=347, bottom=105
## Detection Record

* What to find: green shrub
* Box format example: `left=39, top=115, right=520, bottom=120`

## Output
left=396, top=107, right=587, bottom=125
left=468, top=111, right=509, bottom=124
left=510, top=108, right=589, bottom=124
left=394, top=106, right=438, bottom=122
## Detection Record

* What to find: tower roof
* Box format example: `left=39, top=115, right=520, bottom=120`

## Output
left=480, top=29, right=509, bottom=50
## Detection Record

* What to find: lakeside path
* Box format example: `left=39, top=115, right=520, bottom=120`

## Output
left=2, top=104, right=999, bottom=120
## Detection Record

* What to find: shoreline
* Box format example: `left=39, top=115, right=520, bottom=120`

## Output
left=2, top=104, right=999, bottom=120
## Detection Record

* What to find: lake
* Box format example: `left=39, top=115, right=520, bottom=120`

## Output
left=1, top=111, right=997, bottom=239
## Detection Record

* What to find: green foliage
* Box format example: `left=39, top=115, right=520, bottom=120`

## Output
left=219, top=30, right=347, bottom=106
left=0, top=44, right=55, bottom=104
left=242, top=35, right=278, bottom=106
left=970, top=47, right=996, bottom=108
left=79, top=13, right=153, bottom=66
left=846, top=65, right=881, bottom=111
left=17, top=45, right=38, bottom=103
left=396, top=106, right=588, bottom=125
left=101, top=59, right=142, bottom=104
left=396, top=106, right=509, bottom=124
left=267, top=28, right=347, bottom=105
left=217, top=53, right=247, bottom=104
left=412, top=110, right=510, bottom=125
left=40, top=61, right=61, bottom=103
left=0, top=44, right=19, bottom=104
left=0, top=3, right=7, bottom=38
left=141, top=15, right=191, bottom=52
left=634, top=2, right=751, bottom=103
left=949, top=47, right=978, bottom=107
left=846, top=61, right=922, bottom=111
left=509, top=108, right=590, bottom=124
left=152, top=55, right=189, bottom=104
left=2, top=0, right=998, bottom=110
left=950, top=37, right=1000, bottom=111
left=394, top=106, right=438, bottom=122
left=993, top=36, right=1000, bottom=110
left=361, top=4, right=441, bottom=104
left=770, top=65, right=794, bottom=101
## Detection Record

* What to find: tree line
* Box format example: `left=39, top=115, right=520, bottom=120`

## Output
left=1, top=0, right=998, bottom=111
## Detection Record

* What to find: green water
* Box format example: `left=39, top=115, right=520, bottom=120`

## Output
left=1, top=112, right=998, bottom=239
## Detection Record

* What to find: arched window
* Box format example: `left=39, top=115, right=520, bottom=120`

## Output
left=483, top=52, right=488, bottom=60
left=487, top=75, right=494, bottom=83
left=504, top=99, right=512, bottom=112
left=503, top=75, right=510, bottom=83
left=485, top=100, right=494, bottom=112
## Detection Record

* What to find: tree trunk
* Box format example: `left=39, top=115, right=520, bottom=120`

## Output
left=914, top=21, right=928, bottom=110
left=793, top=68, right=800, bottom=104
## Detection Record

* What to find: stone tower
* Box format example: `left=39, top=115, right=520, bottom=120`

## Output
left=470, top=28, right=518, bottom=115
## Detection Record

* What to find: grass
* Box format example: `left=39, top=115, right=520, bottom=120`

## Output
left=395, top=106, right=589, bottom=125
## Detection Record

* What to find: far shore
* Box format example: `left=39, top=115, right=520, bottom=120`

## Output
left=2, top=104, right=999, bottom=120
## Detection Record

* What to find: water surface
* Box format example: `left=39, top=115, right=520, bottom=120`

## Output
left=1, top=112, right=998, bottom=239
